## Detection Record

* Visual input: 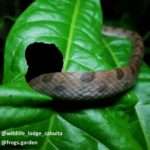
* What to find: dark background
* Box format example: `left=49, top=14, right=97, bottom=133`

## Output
left=0, top=0, right=150, bottom=82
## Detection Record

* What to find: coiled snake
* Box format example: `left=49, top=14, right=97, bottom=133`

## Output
left=29, top=26, right=144, bottom=100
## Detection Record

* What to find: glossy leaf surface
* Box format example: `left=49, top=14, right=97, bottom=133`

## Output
left=0, top=0, right=149, bottom=149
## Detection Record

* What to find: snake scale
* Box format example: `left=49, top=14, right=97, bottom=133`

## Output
left=29, top=26, right=144, bottom=100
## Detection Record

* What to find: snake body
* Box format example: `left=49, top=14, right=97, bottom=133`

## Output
left=29, top=26, right=144, bottom=100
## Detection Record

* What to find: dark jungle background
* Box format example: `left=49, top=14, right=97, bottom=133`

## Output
left=0, top=0, right=150, bottom=83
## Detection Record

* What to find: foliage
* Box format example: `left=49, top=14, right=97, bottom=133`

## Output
left=0, top=0, right=150, bottom=149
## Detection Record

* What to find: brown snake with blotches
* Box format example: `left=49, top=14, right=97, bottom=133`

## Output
left=29, top=26, right=144, bottom=100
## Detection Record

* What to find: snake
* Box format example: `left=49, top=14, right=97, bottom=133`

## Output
left=29, top=26, right=144, bottom=100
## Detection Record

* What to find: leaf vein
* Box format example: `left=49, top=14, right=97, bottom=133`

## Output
left=63, top=0, right=81, bottom=71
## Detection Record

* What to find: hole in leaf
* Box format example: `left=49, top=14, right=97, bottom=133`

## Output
left=25, top=43, right=63, bottom=81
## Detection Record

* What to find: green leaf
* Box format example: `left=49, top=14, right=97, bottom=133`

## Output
left=4, top=0, right=102, bottom=82
left=1, top=0, right=102, bottom=103
left=136, top=103, right=150, bottom=150
left=134, top=64, right=150, bottom=149
left=0, top=0, right=149, bottom=149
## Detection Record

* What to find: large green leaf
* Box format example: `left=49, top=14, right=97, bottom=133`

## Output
left=0, top=0, right=149, bottom=149
left=135, top=65, right=150, bottom=150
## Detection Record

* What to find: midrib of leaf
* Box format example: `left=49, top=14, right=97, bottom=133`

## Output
left=63, top=0, right=80, bottom=71
left=41, top=115, right=59, bottom=150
